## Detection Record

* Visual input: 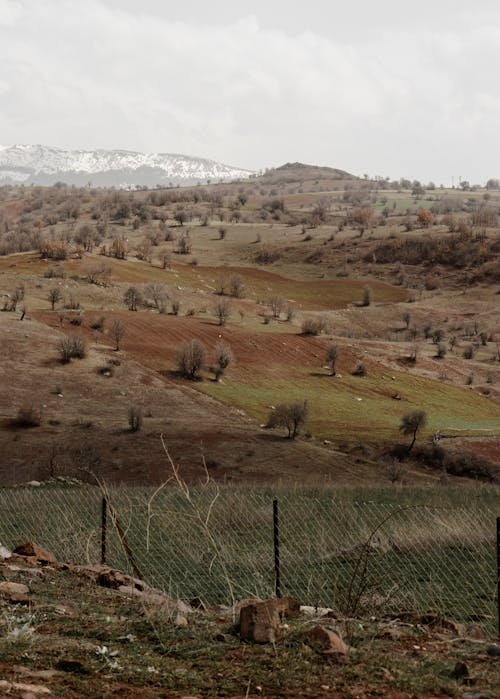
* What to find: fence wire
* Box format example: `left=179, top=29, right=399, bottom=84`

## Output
left=0, top=486, right=496, bottom=631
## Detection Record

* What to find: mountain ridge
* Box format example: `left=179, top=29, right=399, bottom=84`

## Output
left=0, top=144, right=255, bottom=188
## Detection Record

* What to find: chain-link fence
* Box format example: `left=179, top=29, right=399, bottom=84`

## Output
left=0, top=485, right=497, bottom=631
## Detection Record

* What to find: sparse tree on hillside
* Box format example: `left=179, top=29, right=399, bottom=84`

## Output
left=400, top=409, right=427, bottom=454
left=110, top=318, right=126, bottom=351
left=266, top=399, right=309, bottom=440
left=230, top=274, right=245, bottom=298
left=145, top=281, right=168, bottom=312
left=326, top=343, right=339, bottom=376
left=48, top=287, right=62, bottom=310
left=417, top=208, right=435, bottom=227
left=212, top=341, right=234, bottom=381
left=177, top=339, right=207, bottom=380
left=214, top=297, right=231, bottom=326
left=362, top=286, right=373, bottom=307
left=128, top=405, right=143, bottom=432
left=123, top=286, right=143, bottom=311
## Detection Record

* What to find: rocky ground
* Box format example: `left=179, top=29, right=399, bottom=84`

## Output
left=0, top=543, right=498, bottom=698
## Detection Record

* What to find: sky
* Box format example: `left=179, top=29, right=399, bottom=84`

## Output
left=1, top=0, right=500, bottom=184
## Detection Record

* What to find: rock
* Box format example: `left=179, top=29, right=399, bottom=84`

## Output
left=26, top=481, right=41, bottom=487
left=215, top=633, right=234, bottom=643
left=461, top=694, right=491, bottom=699
left=486, top=643, right=500, bottom=657
left=0, top=543, right=12, bottom=559
left=98, top=568, right=128, bottom=589
left=54, top=600, right=79, bottom=617
left=13, top=542, right=56, bottom=564
left=240, top=600, right=282, bottom=643
left=0, top=581, right=29, bottom=596
left=304, top=626, right=350, bottom=661
left=175, top=614, right=188, bottom=627
left=464, top=623, right=487, bottom=640
left=0, top=681, right=50, bottom=695
left=275, top=596, right=301, bottom=618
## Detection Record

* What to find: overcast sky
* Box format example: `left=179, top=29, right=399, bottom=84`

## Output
left=1, top=0, right=500, bottom=183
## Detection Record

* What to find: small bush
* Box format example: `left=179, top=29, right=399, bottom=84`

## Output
left=301, top=316, right=328, bottom=336
left=13, top=405, right=41, bottom=428
left=57, top=336, right=87, bottom=363
left=352, top=362, right=367, bottom=377
left=128, top=406, right=143, bottom=432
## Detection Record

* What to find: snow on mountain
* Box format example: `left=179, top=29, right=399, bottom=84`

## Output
left=0, top=144, right=255, bottom=188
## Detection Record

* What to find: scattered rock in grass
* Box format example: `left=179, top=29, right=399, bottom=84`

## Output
left=0, top=542, right=12, bottom=559
left=175, top=613, right=188, bottom=627
left=239, top=599, right=283, bottom=643
left=0, top=680, right=51, bottom=695
left=464, top=623, right=487, bottom=640
left=304, top=625, right=350, bottom=662
left=13, top=542, right=56, bottom=565
left=486, top=643, right=500, bottom=657
left=0, top=580, right=29, bottom=596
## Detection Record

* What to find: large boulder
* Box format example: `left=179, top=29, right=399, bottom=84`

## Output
left=13, top=542, right=56, bottom=565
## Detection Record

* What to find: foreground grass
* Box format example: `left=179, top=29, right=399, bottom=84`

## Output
left=0, top=558, right=498, bottom=698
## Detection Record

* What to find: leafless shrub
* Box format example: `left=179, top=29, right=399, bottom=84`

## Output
left=463, top=344, right=478, bottom=359
left=352, top=362, right=367, bottom=377
left=57, top=335, right=86, bottom=363
left=301, top=316, right=328, bottom=336
left=128, top=405, right=143, bottom=432
left=90, top=315, right=106, bottom=332
left=13, top=404, right=42, bottom=428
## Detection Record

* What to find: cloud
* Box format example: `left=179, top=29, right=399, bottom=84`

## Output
left=1, top=0, right=500, bottom=182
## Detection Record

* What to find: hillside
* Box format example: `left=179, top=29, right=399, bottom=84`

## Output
left=0, top=169, right=498, bottom=487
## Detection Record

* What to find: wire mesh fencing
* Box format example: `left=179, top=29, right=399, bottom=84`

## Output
left=0, top=485, right=496, bottom=632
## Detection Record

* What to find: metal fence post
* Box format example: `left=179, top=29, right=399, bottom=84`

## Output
left=101, top=497, right=107, bottom=565
left=497, top=517, right=500, bottom=639
left=273, top=497, right=281, bottom=598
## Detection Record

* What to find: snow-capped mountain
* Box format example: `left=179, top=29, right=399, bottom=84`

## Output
left=0, top=145, right=255, bottom=188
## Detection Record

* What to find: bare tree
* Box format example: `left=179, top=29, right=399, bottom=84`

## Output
left=229, top=274, right=245, bottom=298
left=145, top=281, right=168, bottom=312
left=214, top=297, right=231, bottom=326
left=57, top=336, right=86, bottom=363
left=326, top=343, right=339, bottom=376
left=110, top=318, right=126, bottom=351
left=268, top=295, right=285, bottom=318
left=399, top=410, right=427, bottom=454
left=123, top=286, right=143, bottom=311
left=48, top=287, right=62, bottom=310
left=267, top=399, right=309, bottom=439
left=362, top=286, right=373, bottom=307
left=212, top=341, right=234, bottom=381
left=177, top=339, right=207, bottom=380
left=128, top=405, right=143, bottom=432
